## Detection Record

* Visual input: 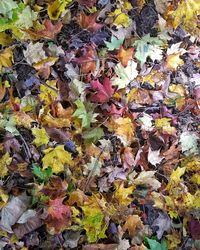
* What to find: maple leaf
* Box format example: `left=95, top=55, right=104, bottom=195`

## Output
left=46, top=198, right=71, bottom=233
left=81, top=206, right=107, bottom=243
left=112, top=60, right=138, bottom=89
left=39, top=80, right=58, bottom=105
left=116, top=46, right=134, bottom=67
left=79, top=13, right=103, bottom=32
left=73, top=99, right=98, bottom=129
left=0, top=48, right=13, bottom=71
left=180, top=131, right=199, bottom=156
left=90, top=78, right=114, bottom=103
left=109, top=9, right=131, bottom=28
left=134, top=34, right=164, bottom=66
left=26, top=19, right=63, bottom=40
left=47, top=0, right=72, bottom=20
left=114, top=182, right=135, bottom=206
left=133, top=171, right=161, bottom=190
left=123, top=215, right=143, bottom=237
left=105, top=36, right=124, bottom=51
left=107, top=117, right=135, bottom=145
left=170, top=0, right=200, bottom=37
left=24, top=42, right=46, bottom=65
left=47, top=198, right=71, bottom=220
left=42, top=145, right=73, bottom=174
left=32, top=127, right=49, bottom=147
left=73, top=45, right=97, bottom=74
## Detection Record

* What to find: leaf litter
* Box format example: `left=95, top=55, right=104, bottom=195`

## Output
left=0, top=0, right=199, bottom=249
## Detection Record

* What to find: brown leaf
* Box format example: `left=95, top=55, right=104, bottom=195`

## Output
left=123, top=215, right=144, bottom=237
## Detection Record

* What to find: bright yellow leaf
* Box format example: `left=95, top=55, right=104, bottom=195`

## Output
left=169, top=167, right=186, bottom=183
left=42, top=145, right=73, bottom=174
left=114, top=182, right=135, bottom=206
left=39, top=80, right=58, bottom=105
left=110, top=9, right=131, bottom=28
left=171, top=0, right=200, bottom=37
left=169, top=84, right=185, bottom=96
left=0, top=48, right=13, bottom=71
left=48, top=0, right=72, bottom=20
left=32, top=127, right=49, bottom=147
left=0, top=152, right=12, bottom=178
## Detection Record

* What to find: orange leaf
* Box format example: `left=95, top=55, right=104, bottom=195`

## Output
left=116, top=46, right=134, bottom=67
left=79, top=13, right=103, bottom=32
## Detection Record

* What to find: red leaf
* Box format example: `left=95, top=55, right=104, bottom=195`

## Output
left=73, top=45, right=97, bottom=74
left=47, top=198, right=71, bottom=220
left=46, top=198, right=71, bottom=233
left=90, top=78, right=114, bottom=103
left=79, top=13, right=103, bottom=32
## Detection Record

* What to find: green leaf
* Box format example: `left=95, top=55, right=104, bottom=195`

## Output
left=81, top=206, right=107, bottom=243
left=146, top=238, right=168, bottom=250
left=134, top=34, right=164, bottom=66
left=0, top=0, right=18, bottom=18
left=32, top=164, right=52, bottom=182
left=83, top=127, right=104, bottom=143
left=15, top=6, right=37, bottom=29
left=105, top=36, right=124, bottom=51
left=73, top=99, right=98, bottom=129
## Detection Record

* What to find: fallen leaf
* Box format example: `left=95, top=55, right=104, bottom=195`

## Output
left=42, top=145, right=73, bottom=174
left=0, top=48, right=13, bottom=71
left=105, top=36, right=124, bottom=51
left=0, top=194, right=30, bottom=233
left=79, top=13, right=103, bottom=32
left=123, top=215, right=143, bottom=237
left=32, top=127, right=49, bottom=147
left=90, top=78, right=114, bottom=103
left=116, top=46, right=134, bottom=67
left=112, top=60, right=138, bottom=89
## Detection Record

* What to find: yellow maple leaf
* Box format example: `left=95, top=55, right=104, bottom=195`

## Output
left=0, top=153, right=12, bottom=178
left=169, top=166, right=186, bottom=184
left=107, top=117, right=135, bottom=145
left=48, top=0, right=72, bottom=20
left=155, top=117, right=177, bottom=135
left=42, top=145, right=73, bottom=174
left=32, top=127, right=49, bottom=147
left=39, top=80, right=58, bottom=105
left=110, top=9, right=131, bottom=28
left=0, top=48, right=13, bottom=72
left=171, top=0, right=200, bottom=37
left=166, top=53, right=184, bottom=71
left=114, top=182, right=135, bottom=206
